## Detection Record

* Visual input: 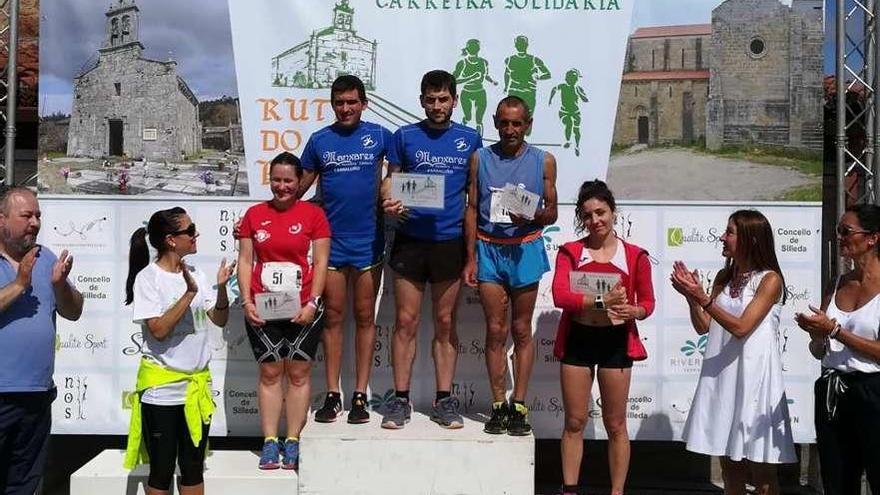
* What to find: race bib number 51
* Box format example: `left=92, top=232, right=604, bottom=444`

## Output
left=261, top=262, right=302, bottom=292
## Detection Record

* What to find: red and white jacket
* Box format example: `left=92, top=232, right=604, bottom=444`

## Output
left=551, top=237, right=655, bottom=361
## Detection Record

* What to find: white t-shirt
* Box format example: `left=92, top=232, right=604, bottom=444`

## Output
left=131, top=263, right=216, bottom=405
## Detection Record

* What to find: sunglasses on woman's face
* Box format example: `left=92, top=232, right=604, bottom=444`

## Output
left=836, top=224, right=871, bottom=237
left=169, top=223, right=197, bottom=238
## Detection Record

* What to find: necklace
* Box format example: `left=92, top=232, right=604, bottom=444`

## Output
left=728, top=270, right=755, bottom=299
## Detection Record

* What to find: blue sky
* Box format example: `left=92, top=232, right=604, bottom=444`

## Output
left=634, top=0, right=835, bottom=75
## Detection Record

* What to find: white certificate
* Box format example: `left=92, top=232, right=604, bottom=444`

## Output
left=498, top=183, right=540, bottom=220
left=569, top=272, right=622, bottom=296
left=255, top=291, right=301, bottom=321
left=391, top=173, right=444, bottom=209
left=489, top=188, right=512, bottom=224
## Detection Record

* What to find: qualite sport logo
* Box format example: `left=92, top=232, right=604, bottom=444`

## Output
left=454, top=137, right=469, bottom=152
left=667, top=227, right=684, bottom=247
left=361, top=135, right=377, bottom=149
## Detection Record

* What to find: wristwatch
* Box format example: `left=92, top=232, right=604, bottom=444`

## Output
left=594, top=294, right=606, bottom=310
left=307, top=296, right=323, bottom=309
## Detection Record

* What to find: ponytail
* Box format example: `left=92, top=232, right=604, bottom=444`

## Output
left=124, top=206, right=187, bottom=305
left=125, top=227, right=149, bottom=305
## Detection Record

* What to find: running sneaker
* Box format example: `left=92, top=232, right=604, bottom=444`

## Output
left=380, top=397, right=412, bottom=429
left=314, top=392, right=343, bottom=423
left=281, top=439, right=299, bottom=470
left=507, top=401, right=533, bottom=436
left=430, top=396, right=464, bottom=429
left=483, top=401, right=509, bottom=434
left=258, top=439, right=281, bottom=470
left=347, top=391, right=370, bottom=424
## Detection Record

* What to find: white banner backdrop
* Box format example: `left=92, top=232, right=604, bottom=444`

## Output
left=228, top=0, right=634, bottom=202
left=42, top=197, right=821, bottom=443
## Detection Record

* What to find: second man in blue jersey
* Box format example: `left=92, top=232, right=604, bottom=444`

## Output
left=380, top=70, right=482, bottom=429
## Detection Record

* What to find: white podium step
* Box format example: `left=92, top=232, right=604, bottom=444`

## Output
left=299, top=411, right=534, bottom=495
left=70, top=449, right=297, bottom=494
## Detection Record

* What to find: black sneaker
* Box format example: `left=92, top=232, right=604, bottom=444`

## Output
left=314, top=392, right=343, bottom=423
left=483, top=401, right=509, bottom=434
left=347, top=391, right=370, bottom=424
left=507, top=401, right=532, bottom=436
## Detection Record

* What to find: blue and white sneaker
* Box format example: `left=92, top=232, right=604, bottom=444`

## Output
left=258, top=439, right=281, bottom=470
left=281, top=439, right=299, bottom=470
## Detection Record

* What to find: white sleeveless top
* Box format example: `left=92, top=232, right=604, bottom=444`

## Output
left=823, top=280, right=880, bottom=373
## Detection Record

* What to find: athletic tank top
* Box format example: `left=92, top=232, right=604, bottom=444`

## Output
left=477, top=143, right=545, bottom=239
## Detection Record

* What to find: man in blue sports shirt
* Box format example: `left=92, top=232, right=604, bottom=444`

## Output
left=379, top=70, right=482, bottom=430
left=298, top=75, right=393, bottom=425
left=0, top=187, right=83, bottom=492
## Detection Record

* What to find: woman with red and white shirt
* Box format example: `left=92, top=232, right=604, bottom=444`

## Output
left=237, top=152, right=330, bottom=470
left=551, top=180, right=655, bottom=495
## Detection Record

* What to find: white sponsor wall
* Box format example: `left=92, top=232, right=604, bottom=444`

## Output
left=229, top=0, right=633, bottom=202
left=43, top=197, right=821, bottom=442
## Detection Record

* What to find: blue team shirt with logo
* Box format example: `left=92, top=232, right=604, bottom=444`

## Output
left=301, top=121, right=393, bottom=238
left=387, top=121, right=482, bottom=241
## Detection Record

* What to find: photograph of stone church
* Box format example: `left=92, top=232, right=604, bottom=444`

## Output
left=38, top=0, right=246, bottom=196
left=271, top=0, right=378, bottom=90
left=607, top=0, right=825, bottom=201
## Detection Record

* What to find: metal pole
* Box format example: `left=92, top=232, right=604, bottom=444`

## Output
left=875, top=0, right=880, bottom=203
left=837, top=0, right=847, bottom=276
left=868, top=0, right=876, bottom=203
left=3, top=0, right=18, bottom=185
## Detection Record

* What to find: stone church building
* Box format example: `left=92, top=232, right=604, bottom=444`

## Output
left=614, top=0, right=823, bottom=152
left=67, top=0, right=200, bottom=160
left=613, top=24, right=711, bottom=147
left=272, top=0, right=378, bottom=90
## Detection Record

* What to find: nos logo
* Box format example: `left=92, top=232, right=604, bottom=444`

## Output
left=680, top=335, right=708, bottom=356
left=62, top=376, right=88, bottom=420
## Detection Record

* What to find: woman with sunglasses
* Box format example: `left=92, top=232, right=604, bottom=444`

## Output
left=671, top=210, right=795, bottom=495
left=123, top=207, right=234, bottom=495
left=795, top=204, right=880, bottom=495
left=238, top=152, right=330, bottom=470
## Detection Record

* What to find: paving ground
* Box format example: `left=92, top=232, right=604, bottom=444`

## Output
left=38, top=150, right=249, bottom=196
left=606, top=148, right=818, bottom=201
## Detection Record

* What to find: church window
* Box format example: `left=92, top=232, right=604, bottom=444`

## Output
left=651, top=50, right=655, bottom=69
left=748, top=36, right=766, bottom=59
left=114, top=83, right=121, bottom=96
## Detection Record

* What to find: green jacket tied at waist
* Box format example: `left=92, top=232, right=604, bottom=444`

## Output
left=123, top=358, right=214, bottom=469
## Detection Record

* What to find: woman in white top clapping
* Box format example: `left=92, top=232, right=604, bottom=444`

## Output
left=671, top=209, right=796, bottom=495
left=796, top=204, right=880, bottom=495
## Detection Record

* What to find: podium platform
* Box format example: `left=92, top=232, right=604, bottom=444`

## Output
left=299, top=412, right=534, bottom=495
left=71, top=413, right=534, bottom=495
left=70, top=449, right=297, bottom=494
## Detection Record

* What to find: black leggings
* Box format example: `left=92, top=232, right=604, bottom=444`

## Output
left=815, top=370, right=880, bottom=495
left=141, top=402, right=209, bottom=490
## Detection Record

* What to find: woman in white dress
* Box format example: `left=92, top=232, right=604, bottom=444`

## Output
left=671, top=209, right=796, bottom=495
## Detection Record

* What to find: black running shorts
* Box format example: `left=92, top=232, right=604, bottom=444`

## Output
left=561, top=322, right=633, bottom=369
left=245, top=304, right=325, bottom=363
left=388, top=233, right=464, bottom=284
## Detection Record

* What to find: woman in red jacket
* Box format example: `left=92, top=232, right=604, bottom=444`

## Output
left=552, top=180, right=655, bottom=495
